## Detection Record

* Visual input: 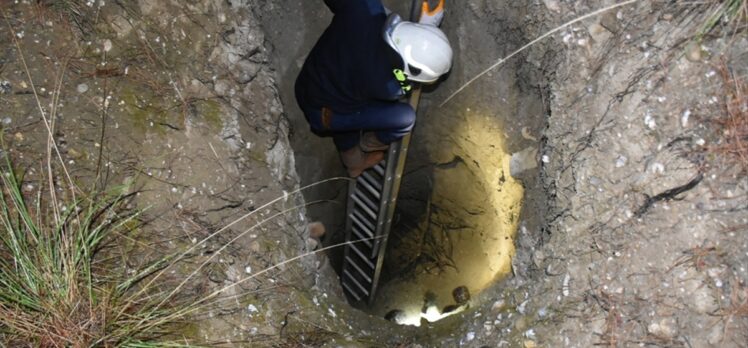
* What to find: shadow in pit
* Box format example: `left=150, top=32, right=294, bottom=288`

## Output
left=381, top=155, right=462, bottom=288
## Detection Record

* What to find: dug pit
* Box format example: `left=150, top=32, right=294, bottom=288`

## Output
left=372, top=110, right=525, bottom=326
left=258, top=0, right=547, bottom=327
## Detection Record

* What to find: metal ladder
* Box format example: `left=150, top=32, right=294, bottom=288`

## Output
left=341, top=90, right=422, bottom=304
left=340, top=0, right=427, bottom=306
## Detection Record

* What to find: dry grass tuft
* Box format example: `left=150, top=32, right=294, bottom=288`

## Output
left=709, top=60, right=748, bottom=173
left=716, top=281, right=748, bottom=343
left=1, top=7, right=196, bottom=344
left=669, top=245, right=721, bottom=272
left=37, top=0, right=94, bottom=37
left=0, top=161, right=193, bottom=347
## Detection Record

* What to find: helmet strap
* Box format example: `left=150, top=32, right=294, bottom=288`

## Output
left=393, top=69, right=412, bottom=93
left=384, top=30, right=411, bottom=93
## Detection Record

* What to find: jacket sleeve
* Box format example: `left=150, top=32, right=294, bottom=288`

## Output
left=324, top=0, right=385, bottom=15
left=323, top=0, right=347, bottom=13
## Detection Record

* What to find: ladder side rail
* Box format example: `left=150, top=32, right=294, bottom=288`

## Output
left=367, top=87, right=421, bottom=303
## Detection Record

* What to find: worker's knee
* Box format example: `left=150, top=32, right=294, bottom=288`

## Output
left=390, top=103, right=416, bottom=130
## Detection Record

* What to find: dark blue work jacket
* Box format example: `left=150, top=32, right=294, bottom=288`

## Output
left=295, top=0, right=405, bottom=114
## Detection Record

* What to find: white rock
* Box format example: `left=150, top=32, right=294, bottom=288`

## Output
left=681, top=109, right=691, bottom=128
left=651, top=163, right=665, bottom=174
left=510, top=147, right=539, bottom=177
left=562, top=273, right=571, bottom=296
left=542, top=0, right=561, bottom=12
left=615, top=155, right=627, bottom=168
left=644, top=112, right=657, bottom=129
left=517, top=300, right=528, bottom=314
left=0, top=81, right=10, bottom=94
left=247, top=304, right=258, bottom=313
left=647, top=318, right=677, bottom=339
left=525, top=329, right=536, bottom=339
left=77, top=83, right=89, bottom=93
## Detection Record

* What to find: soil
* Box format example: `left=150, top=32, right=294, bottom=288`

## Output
left=1, top=0, right=746, bottom=347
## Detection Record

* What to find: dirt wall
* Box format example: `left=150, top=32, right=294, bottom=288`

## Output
left=257, top=0, right=747, bottom=346
left=433, top=1, right=748, bottom=347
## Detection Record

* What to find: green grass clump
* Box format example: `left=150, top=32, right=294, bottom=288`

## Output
left=699, top=0, right=747, bottom=38
left=0, top=159, right=192, bottom=347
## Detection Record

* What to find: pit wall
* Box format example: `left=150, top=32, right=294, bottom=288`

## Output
left=1, top=0, right=418, bottom=345
left=436, top=1, right=748, bottom=347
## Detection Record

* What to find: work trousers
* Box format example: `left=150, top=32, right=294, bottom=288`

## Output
left=300, top=101, right=415, bottom=151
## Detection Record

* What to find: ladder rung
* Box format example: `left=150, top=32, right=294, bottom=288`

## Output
left=345, top=256, right=373, bottom=283
left=351, top=226, right=373, bottom=247
left=349, top=243, right=375, bottom=269
left=351, top=212, right=374, bottom=238
left=355, top=189, right=379, bottom=212
left=361, top=171, right=383, bottom=192
left=362, top=169, right=383, bottom=186
left=342, top=281, right=362, bottom=302
left=373, top=162, right=385, bottom=176
left=353, top=210, right=376, bottom=235
left=343, top=269, right=370, bottom=296
left=357, top=174, right=382, bottom=200
left=352, top=192, right=378, bottom=221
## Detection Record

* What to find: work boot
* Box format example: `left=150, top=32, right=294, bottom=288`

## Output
left=307, top=221, right=326, bottom=239
left=360, top=132, right=389, bottom=152
left=341, top=147, right=384, bottom=177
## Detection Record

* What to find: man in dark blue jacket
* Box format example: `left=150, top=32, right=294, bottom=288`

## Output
left=295, top=0, right=452, bottom=177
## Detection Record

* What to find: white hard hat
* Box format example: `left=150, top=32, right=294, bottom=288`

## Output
left=383, top=14, right=453, bottom=84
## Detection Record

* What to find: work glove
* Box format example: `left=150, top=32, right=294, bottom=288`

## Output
left=418, top=0, right=444, bottom=27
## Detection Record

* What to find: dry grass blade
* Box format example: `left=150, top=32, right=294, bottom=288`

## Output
left=668, top=245, right=720, bottom=272
left=2, top=10, right=78, bottom=204
left=204, top=236, right=383, bottom=307
left=162, top=200, right=327, bottom=307
left=0, top=159, right=193, bottom=346
left=710, top=60, right=748, bottom=172
left=698, top=0, right=748, bottom=40
left=717, top=281, right=748, bottom=343
left=136, top=219, right=383, bottom=336
left=123, top=178, right=350, bottom=328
